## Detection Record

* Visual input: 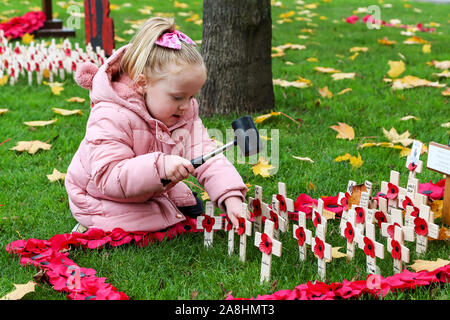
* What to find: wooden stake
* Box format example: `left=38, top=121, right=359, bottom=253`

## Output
left=248, top=185, right=264, bottom=233
left=196, top=201, right=223, bottom=248
left=254, top=220, right=282, bottom=284
left=238, top=203, right=252, bottom=263
left=293, top=211, right=312, bottom=261
left=357, top=222, right=384, bottom=275
left=311, top=224, right=332, bottom=281
left=414, top=204, right=439, bottom=254
left=276, top=182, right=294, bottom=230
left=387, top=224, right=410, bottom=274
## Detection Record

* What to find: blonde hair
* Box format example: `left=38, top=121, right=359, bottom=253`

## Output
left=120, top=17, right=204, bottom=83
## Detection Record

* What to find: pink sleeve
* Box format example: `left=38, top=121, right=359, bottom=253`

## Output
left=85, top=106, right=166, bottom=199
left=185, top=99, right=248, bottom=212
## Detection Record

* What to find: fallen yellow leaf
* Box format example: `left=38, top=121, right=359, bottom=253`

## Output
left=273, top=78, right=310, bottom=88
left=382, top=127, right=413, bottom=147
left=349, top=153, right=364, bottom=169
left=387, top=60, right=405, bottom=78
left=0, top=108, right=8, bottom=115
left=442, top=87, right=450, bottom=96
left=10, top=140, right=52, bottom=154
left=252, top=157, right=275, bottom=178
left=109, top=4, right=120, bottom=10
left=400, top=115, right=419, bottom=121
left=52, top=107, right=83, bottom=116
left=23, top=119, right=57, bottom=127
left=349, top=47, right=369, bottom=53
left=422, top=44, right=431, bottom=54
left=0, top=75, right=8, bottom=86
left=314, top=66, right=341, bottom=73
left=433, top=70, right=450, bottom=78
left=392, top=75, right=445, bottom=90
left=201, top=191, right=210, bottom=201
left=306, top=57, right=319, bottom=62
left=0, top=281, right=36, bottom=300
left=174, top=1, right=189, bottom=8
left=331, top=72, right=355, bottom=81
left=66, top=97, right=86, bottom=103
left=337, top=88, right=352, bottom=95
left=334, top=153, right=352, bottom=162
left=329, top=122, right=355, bottom=140
left=403, top=35, right=428, bottom=44
left=47, top=168, right=66, bottom=182
left=254, top=112, right=281, bottom=124
left=330, top=247, right=347, bottom=260
left=21, top=33, right=34, bottom=45
left=378, top=37, right=396, bottom=46
left=409, top=258, right=449, bottom=272
left=428, top=60, right=450, bottom=70
left=318, top=86, right=333, bottom=98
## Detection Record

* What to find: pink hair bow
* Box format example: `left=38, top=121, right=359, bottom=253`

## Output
left=155, top=30, right=197, bottom=50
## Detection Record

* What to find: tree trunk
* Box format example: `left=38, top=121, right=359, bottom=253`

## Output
left=198, top=0, right=274, bottom=116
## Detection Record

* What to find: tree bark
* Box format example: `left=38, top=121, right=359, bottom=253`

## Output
left=198, top=0, right=274, bottom=116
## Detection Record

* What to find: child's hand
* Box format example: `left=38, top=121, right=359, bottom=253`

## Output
left=224, top=196, right=244, bottom=229
left=164, top=155, right=195, bottom=183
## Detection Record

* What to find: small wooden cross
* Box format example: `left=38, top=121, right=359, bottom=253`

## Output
left=311, top=223, right=332, bottom=281
left=254, top=219, right=282, bottom=284
left=381, top=208, right=415, bottom=243
left=414, top=204, right=439, bottom=254
left=268, top=196, right=287, bottom=239
left=357, top=222, right=384, bottom=275
left=387, top=224, right=410, bottom=274
left=238, top=203, right=252, bottom=263
left=293, top=211, right=312, bottom=261
left=275, top=182, right=294, bottom=230
left=224, top=214, right=235, bottom=256
left=196, top=201, right=223, bottom=248
left=312, top=198, right=328, bottom=232
left=406, top=140, right=424, bottom=179
left=339, top=209, right=363, bottom=260
left=380, top=170, right=405, bottom=213
left=248, top=185, right=264, bottom=233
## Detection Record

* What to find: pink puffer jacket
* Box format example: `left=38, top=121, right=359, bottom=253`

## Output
left=65, top=44, right=247, bottom=232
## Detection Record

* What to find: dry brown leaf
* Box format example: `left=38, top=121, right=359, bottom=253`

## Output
left=292, top=156, right=314, bottom=163
left=329, top=122, right=355, bottom=140
left=10, top=140, right=52, bottom=154
left=349, top=183, right=367, bottom=208
left=409, top=258, right=449, bottom=272
left=0, top=281, right=36, bottom=300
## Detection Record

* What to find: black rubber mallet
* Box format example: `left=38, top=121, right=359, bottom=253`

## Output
left=161, top=115, right=263, bottom=186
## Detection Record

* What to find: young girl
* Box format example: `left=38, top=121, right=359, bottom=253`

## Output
left=65, top=17, right=247, bottom=232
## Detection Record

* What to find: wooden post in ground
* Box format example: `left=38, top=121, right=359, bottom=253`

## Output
left=35, top=0, right=76, bottom=38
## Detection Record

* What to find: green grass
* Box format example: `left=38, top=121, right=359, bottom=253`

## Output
left=0, top=0, right=449, bottom=300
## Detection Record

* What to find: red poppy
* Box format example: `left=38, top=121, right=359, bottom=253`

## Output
left=202, top=215, right=215, bottom=233
left=346, top=15, right=360, bottom=24
left=237, top=217, right=246, bottom=236
left=387, top=222, right=401, bottom=239
left=340, top=192, right=350, bottom=211
left=294, top=194, right=318, bottom=219
left=270, top=210, right=279, bottom=230
left=414, top=217, right=428, bottom=236
left=276, top=194, right=287, bottom=212
left=355, top=207, right=365, bottom=224
left=344, top=222, right=355, bottom=243
left=259, top=233, right=272, bottom=255
left=391, top=240, right=402, bottom=260
left=314, top=237, right=325, bottom=259
left=402, top=196, right=414, bottom=210
left=374, top=211, right=387, bottom=228
left=252, top=198, right=262, bottom=217
left=363, top=237, right=375, bottom=258
left=296, top=226, right=306, bottom=246
left=225, top=216, right=233, bottom=232
left=321, top=195, right=344, bottom=217
left=410, top=206, right=420, bottom=218
left=0, top=11, right=46, bottom=39
left=408, top=162, right=417, bottom=172
left=313, top=210, right=322, bottom=228
left=418, top=179, right=445, bottom=200
left=387, top=183, right=399, bottom=200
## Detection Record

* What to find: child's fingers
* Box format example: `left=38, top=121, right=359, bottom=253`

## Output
left=228, top=212, right=239, bottom=229
left=181, top=159, right=195, bottom=174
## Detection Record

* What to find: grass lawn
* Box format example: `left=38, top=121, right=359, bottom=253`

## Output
left=0, top=0, right=449, bottom=300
